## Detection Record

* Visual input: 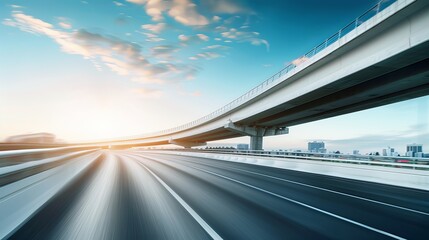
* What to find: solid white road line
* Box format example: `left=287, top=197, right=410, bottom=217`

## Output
left=138, top=162, right=223, bottom=240
left=175, top=163, right=406, bottom=240
left=227, top=166, right=429, bottom=216
left=167, top=156, right=429, bottom=217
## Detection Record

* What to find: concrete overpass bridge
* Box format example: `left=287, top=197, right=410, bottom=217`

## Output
left=88, top=0, right=429, bottom=150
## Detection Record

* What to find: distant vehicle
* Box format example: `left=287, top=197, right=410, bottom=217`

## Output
left=395, top=159, right=410, bottom=163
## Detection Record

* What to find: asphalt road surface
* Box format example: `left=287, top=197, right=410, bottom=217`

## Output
left=1, top=150, right=428, bottom=239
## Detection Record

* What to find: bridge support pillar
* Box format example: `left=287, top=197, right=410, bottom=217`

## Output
left=250, top=135, right=263, bottom=151
left=224, top=121, right=289, bottom=151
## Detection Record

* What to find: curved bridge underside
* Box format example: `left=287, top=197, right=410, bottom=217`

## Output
left=106, top=0, right=429, bottom=150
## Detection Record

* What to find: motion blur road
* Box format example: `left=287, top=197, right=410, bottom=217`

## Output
left=1, top=150, right=428, bottom=239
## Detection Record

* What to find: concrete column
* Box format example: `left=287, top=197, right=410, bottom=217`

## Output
left=224, top=121, right=289, bottom=151
left=250, top=135, right=263, bottom=150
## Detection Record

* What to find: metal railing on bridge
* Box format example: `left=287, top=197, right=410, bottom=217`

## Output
left=147, top=148, right=429, bottom=171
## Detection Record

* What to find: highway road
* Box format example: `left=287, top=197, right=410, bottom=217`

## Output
left=1, top=150, right=428, bottom=239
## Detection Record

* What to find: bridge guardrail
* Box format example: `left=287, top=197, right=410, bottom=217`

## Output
left=146, top=148, right=429, bottom=170
left=0, top=146, right=101, bottom=167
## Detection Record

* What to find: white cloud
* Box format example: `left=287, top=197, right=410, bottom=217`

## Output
left=196, top=33, right=209, bottom=41
left=203, top=44, right=229, bottom=51
left=3, top=18, right=14, bottom=27
left=127, top=0, right=168, bottom=21
left=139, top=31, right=165, bottom=42
left=113, top=1, right=125, bottom=6
left=212, top=15, right=221, bottom=22
left=58, top=22, right=72, bottom=29
left=178, top=33, right=209, bottom=44
left=141, top=22, right=167, bottom=33
left=55, top=17, right=72, bottom=30
left=3, top=13, right=64, bottom=40
left=146, top=0, right=167, bottom=21
left=169, top=0, right=209, bottom=26
left=215, top=26, right=228, bottom=32
left=202, top=0, right=252, bottom=14
left=150, top=44, right=179, bottom=59
left=221, top=28, right=252, bottom=39
left=189, top=51, right=221, bottom=60
left=127, top=0, right=209, bottom=26
left=249, top=38, right=269, bottom=51
left=4, top=12, right=196, bottom=84
left=221, top=28, right=269, bottom=51
left=178, top=34, right=188, bottom=41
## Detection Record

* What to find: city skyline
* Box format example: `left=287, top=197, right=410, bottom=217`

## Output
left=1, top=0, right=428, bottom=153
left=203, top=140, right=426, bottom=156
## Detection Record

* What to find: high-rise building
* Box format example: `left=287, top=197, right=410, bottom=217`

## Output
left=308, top=141, right=326, bottom=153
left=383, top=147, right=395, bottom=156
left=406, top=151, right=414, bottom=157
left=406, top=144, right=423, bottom=157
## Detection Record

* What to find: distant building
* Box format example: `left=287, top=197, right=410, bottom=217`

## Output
left=237, top=144, right=249, bottom=150
left=382, top=147, right=395, bottom=156
left=353, top=150, right=360, bottom=155
left=389, top=147, right=395, bottom=156
left=5, top=133, right=56, bottom=144
left=308, top=141, right=326, bottom=153
left=415, top=152, right=429, bottom=158
left=406, top=144, right=423, bottom=157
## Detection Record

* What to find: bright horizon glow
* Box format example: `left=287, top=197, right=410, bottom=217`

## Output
left=0, top=0, right=428, bottom=154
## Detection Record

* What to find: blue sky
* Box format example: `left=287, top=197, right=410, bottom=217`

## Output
left=0, top=0, right=428, bottom=154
